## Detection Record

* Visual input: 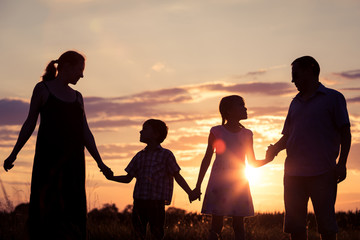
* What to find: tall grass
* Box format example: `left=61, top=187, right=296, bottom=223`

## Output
left=1, top=203, right=359, bottom=240
left=0, top=176, right=13, bottom=212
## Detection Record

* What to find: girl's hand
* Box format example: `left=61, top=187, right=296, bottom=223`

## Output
left=265, top=144, right=276, bottom=162
left=4, top=155, right=16, bottom=172
left=189, top=187, right=202, bottom=202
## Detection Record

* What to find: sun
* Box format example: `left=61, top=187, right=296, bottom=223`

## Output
left=245, top=165, right=261, bottom=184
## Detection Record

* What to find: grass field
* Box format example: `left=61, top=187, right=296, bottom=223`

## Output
left=1, top=203, right=359, bottom=239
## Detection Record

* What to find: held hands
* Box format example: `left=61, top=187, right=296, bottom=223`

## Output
left=98, top=162, right=114, bottom=179
left=265, top=144, right=277, bottom=163
left=188, top=187, right=201, bottom=203
left=104, top=172, right=114, bottom=180
left=3, top=155, right=16, bottom=172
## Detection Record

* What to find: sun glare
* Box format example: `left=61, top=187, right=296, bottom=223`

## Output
left=245, top=165, right=261, bottom=184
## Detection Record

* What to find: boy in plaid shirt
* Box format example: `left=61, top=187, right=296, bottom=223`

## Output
left=106, top=119, right=194, bottom=240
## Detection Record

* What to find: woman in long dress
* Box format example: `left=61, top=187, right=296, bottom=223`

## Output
left=3, top=50, right=112, bottom=239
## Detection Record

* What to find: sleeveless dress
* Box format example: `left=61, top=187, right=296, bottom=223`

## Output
left=201, top=125, right=255, bottom=217
left=28, top=82, right=87, bottom=239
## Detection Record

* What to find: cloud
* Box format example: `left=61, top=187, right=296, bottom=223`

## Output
left=341, top=88, right=360, bottom=91
left=131, top=81, right=294, bottom=103
left=129, top=87, right=193, bottom=104
left=88, top=113, right=214, bottom=130
left=167, top=134, right=208, bottom=152
left=96, top=143, right=143, bottom=161
left=83, top=87, right=194, bottom=120
left=250, top=106, right=289, bottom=117
left=0, top=98, right=29, bottom=125
left=232, top=70, right=266, bottom=78
left=348, top=143, right=360, bottom=170
left=84, top=81, right=293, bottom=119
left=333, top=69, right=360, bottom=80
left=347, top=96, right=360, bottom=103
left=83, top=98, right=154, bottom=119
left=0, top=127, right=21, bottom=146
left=232, top=65, right=287, bottom=79
left=246, top=70, right=267, bottom=76
left=0, top=81, right=294, bottom=133
left=151, top=62, right=165, bottom=72
left=200, top=82, right=294, bottom=95
left=88, top=118, right=142, bottom=129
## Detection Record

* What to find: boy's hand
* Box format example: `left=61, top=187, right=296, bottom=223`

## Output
left=189, top=187, right=201, bottom=202
left=104, top=169, right=114, bottom=180
left=99, top=163, right=114, bottom=179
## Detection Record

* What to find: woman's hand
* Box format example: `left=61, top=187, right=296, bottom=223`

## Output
left=4, top=155, right=16, bottom=172
left=98, top=162, right=113, bottom=179
left=189, top=187, right=202, bottom=202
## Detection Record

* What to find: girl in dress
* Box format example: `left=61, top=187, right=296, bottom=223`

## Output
left=193, top=95, right=273, bottom=240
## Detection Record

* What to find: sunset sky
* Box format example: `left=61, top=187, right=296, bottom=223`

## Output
left=1, top=0, right=360, bottom=213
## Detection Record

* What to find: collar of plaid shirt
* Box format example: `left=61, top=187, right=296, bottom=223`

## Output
left=144, top=144, right=162, bottom=152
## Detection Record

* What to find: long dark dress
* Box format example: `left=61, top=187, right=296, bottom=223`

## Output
left=28, top=82, right=87, bottom=239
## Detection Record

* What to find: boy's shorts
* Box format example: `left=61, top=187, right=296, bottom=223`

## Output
left=283, top=169, right=338, bottom=235
left=132, top=199, right=165, bottom=240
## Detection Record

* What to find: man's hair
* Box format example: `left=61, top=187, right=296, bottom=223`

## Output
left=143, top=119, right=168, bottom=143
left=292, top=56, right=320, bottom=78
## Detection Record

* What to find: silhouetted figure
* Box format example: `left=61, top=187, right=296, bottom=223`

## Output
left=268, top=56, right=352, bottom=240
left=3, top=50, right=112, bottom=240
left=106, top=119, right=193, bottom=240
left=192, top=95, right=274, bottom=240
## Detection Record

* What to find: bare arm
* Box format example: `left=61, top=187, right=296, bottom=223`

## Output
left=269, top=134, right=288, bottom=158
left=174, top=171, right=192, bottom=195
left=336, top=125, right=351, bottom=183
left=107, top=173, right=134, bottom=183
left=195, top=133, right=215, bottom=191
left=246, top=134, right=272, bottom=168
left=4, top=83, right=45, bottom=171
left=83, top=115, right=103, bottom=166
left=79, top=94, right=112, bottom=176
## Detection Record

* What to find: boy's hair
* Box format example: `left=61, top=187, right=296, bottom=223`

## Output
left=291, top=56, right=320, bottom=78
left=144, top=119, right=168, bottom=143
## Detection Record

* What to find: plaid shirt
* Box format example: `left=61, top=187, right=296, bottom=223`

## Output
left=125, top=145, right=181, bottom=205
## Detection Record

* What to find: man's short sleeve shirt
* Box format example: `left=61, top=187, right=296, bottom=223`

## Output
left=282, top=83, right=350, bottom=176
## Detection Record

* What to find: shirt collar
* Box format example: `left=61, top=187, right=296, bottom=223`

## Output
left=295, top=82, right=327, bottom=101
left=144, top=144, right=162, bottom=152
left=317, top=83, right=328, bottom=94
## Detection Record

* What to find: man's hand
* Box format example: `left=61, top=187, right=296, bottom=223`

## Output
left=335, top=164, right=347, bottom=183
left=265, top=144, right=277, bottom=162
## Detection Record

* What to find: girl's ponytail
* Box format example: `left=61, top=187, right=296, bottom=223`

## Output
left=219, top=96, right=231, bottom=125
left=221, top=114, right=226, bottom=125
left=42, top=60, right=58, bottom=81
